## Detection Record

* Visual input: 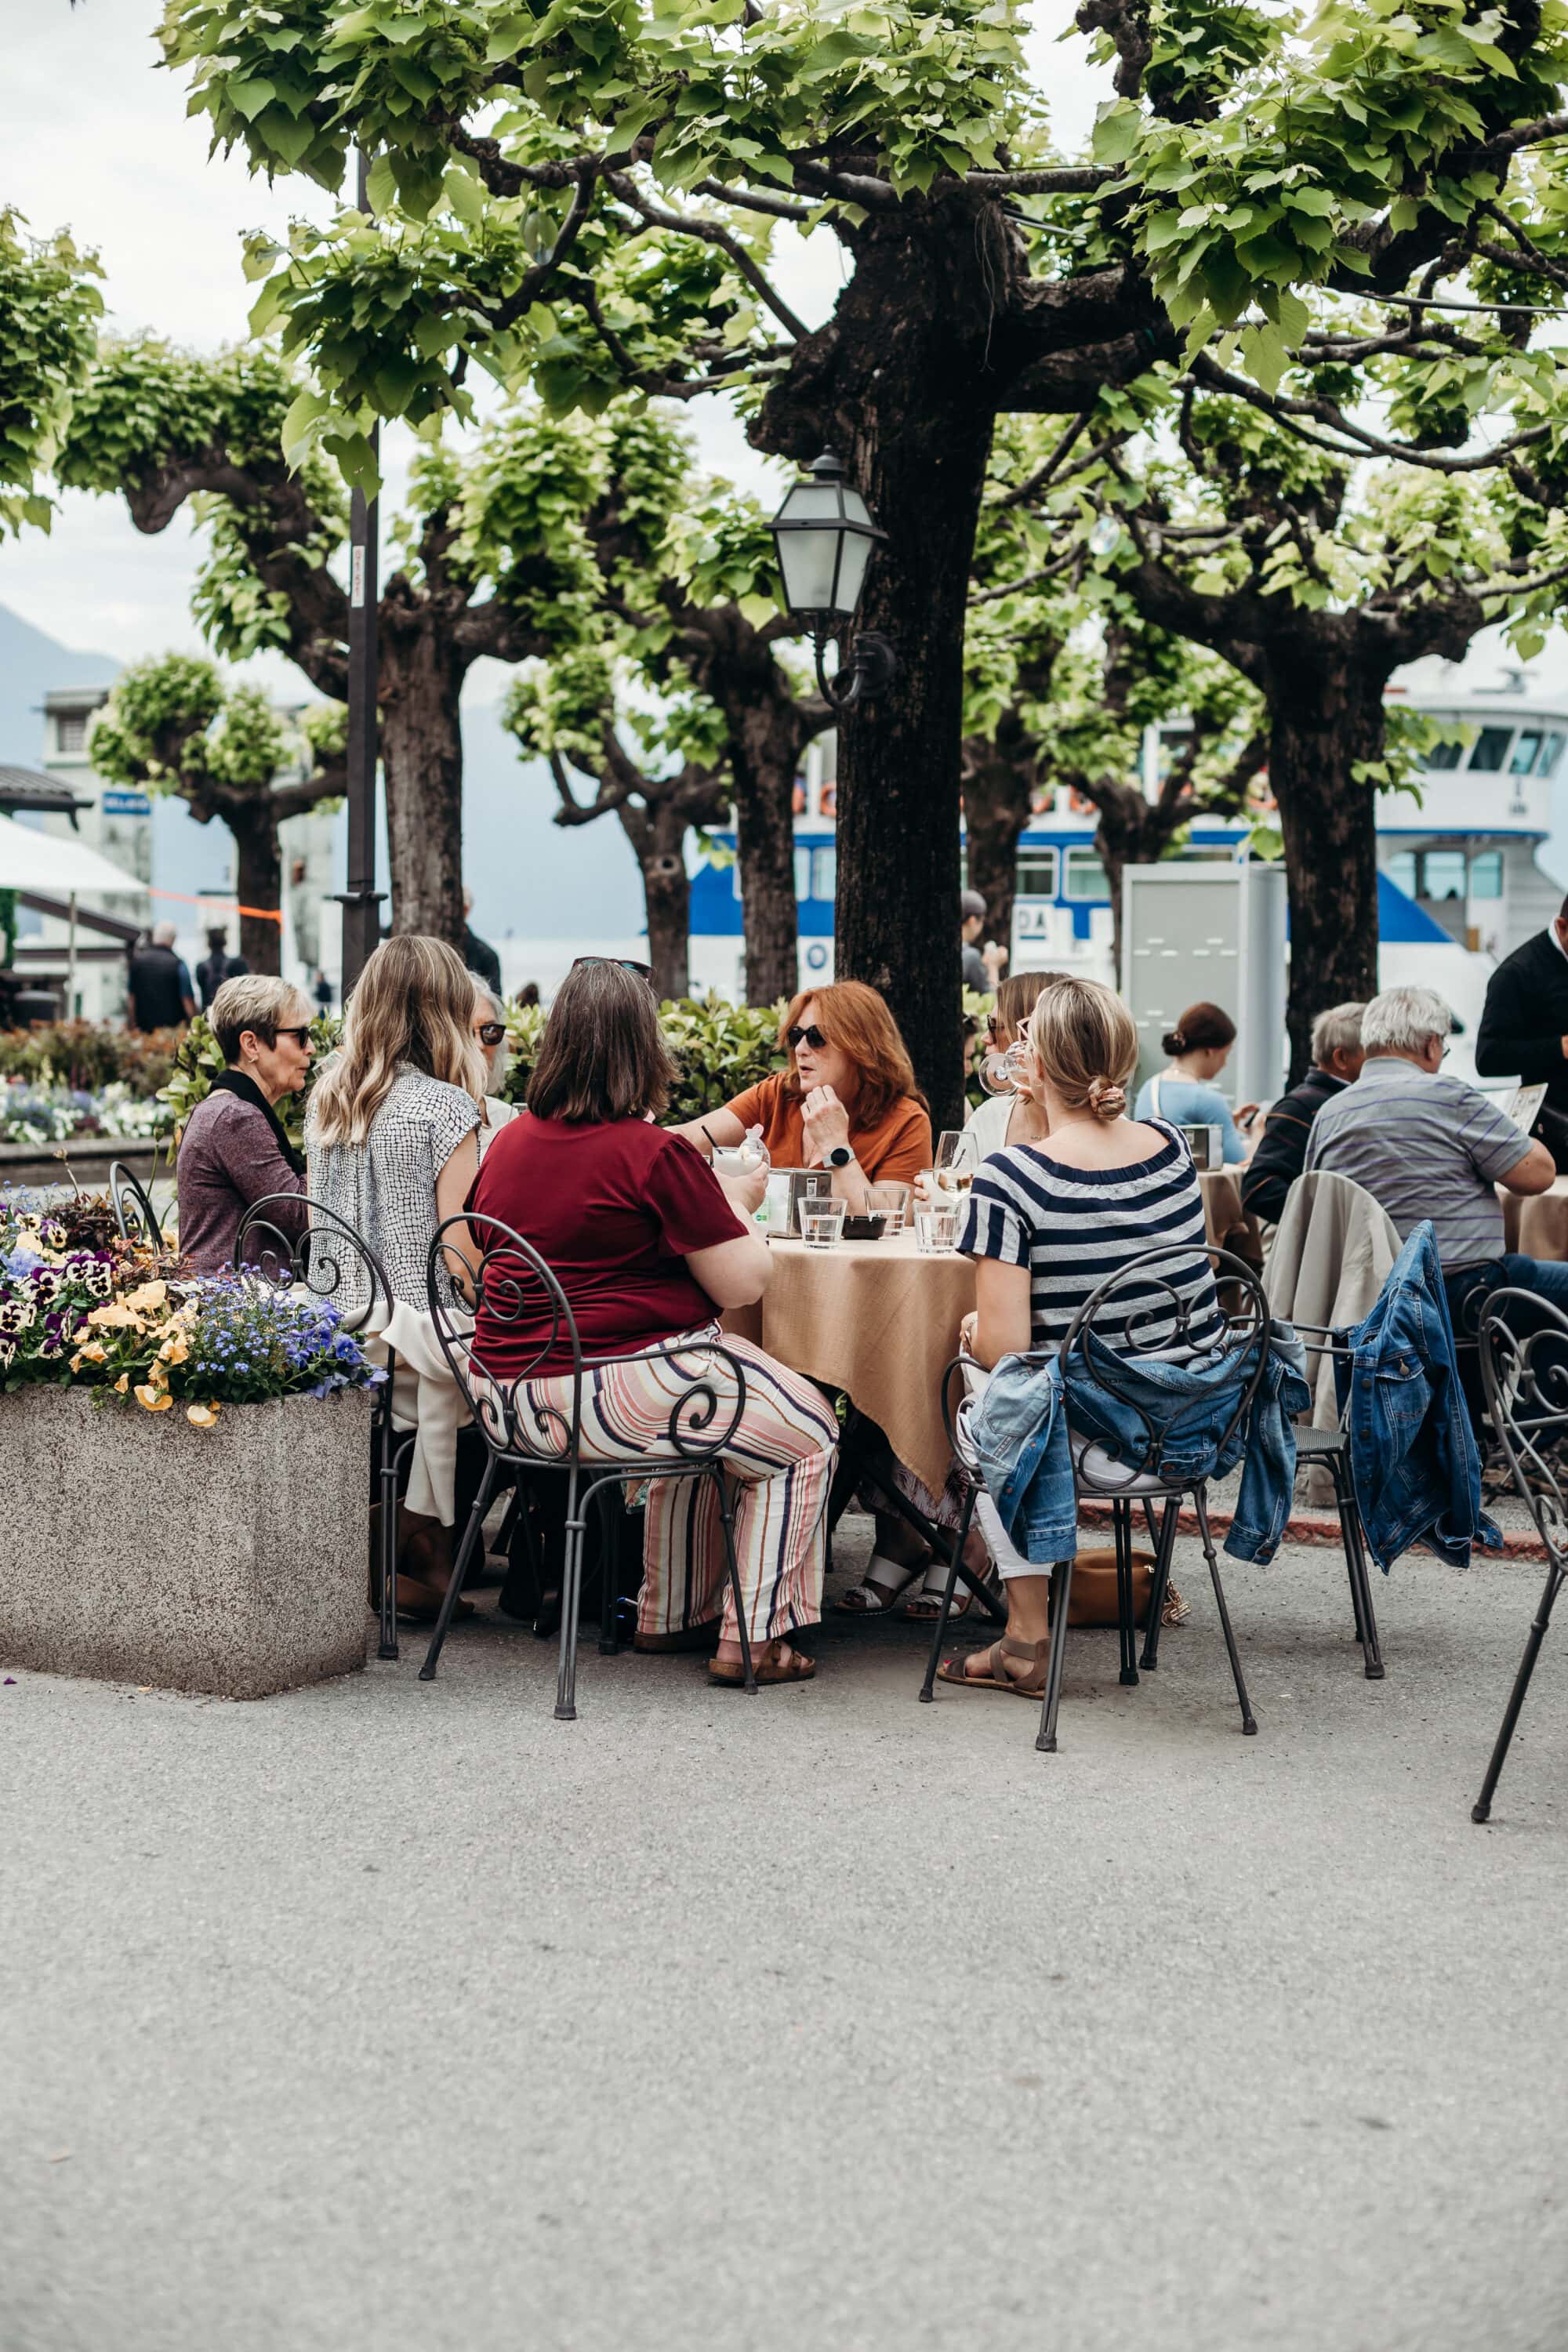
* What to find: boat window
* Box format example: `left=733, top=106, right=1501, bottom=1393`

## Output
left=1385, top=852, right=1418, bottom=897
left=1469, top=728, right=1513, bottom=772
left=1422, top=851, right=1467, bottom=900
left=1470, top=851, right=1503, bottom=900
left=1509, top=731, right=1543, bottom=775
left=1421, top=739, right=1465, bottom=771
left=811, top=846, right=837, bottom=902
left=1540, top=731, right=1566, bottom=779
left=1063, top=847, right=1110, bottom=900
left=1014, top=847, right=1059, bottom=898
left=793, top=847, right=811, bottom=903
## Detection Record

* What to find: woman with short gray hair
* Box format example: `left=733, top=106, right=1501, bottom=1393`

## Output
left=469, top=975, right=519, bottom=1153
left=175, top=974, right=314, bottom=1274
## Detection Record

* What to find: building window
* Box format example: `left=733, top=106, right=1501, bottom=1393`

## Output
left=1470, top=851, right=1504, bottom=900
left=811, top=845, right=837, bottom=902
left=1469, top=727, right=1513, bottom=772
left=1421, top=739, right=1465, bottom=771
left=1063, top=847, right=1109, bottom=900
left=1421, top=849, right=1467, bottom=901
left=793, top=846, right=811, bottom=904
left=56, top=712, right=88, bottom=754
left=1385, top=851, right=1418, bottom=897
left=1540, top=731, right=1566, bottom=780
left=1510, top=730, right=1543, bottom=775
left=1014, top=846, right=1059, bottom=898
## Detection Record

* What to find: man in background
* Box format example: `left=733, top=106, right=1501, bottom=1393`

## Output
left=960, top=890, right=1007, bottom=993
left=126, top=921, right=195, bottom=1032
left=462, top=886, right=503, bottom=996
left=1476, top=891, right=1568, bottom=1156
left=195, top=924, right=248, bottom=1012
left=1241, top=1001, right=1366, bottom=1226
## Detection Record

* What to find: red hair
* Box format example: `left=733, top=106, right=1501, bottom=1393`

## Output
left=779, top=981, right=925, bottom=1126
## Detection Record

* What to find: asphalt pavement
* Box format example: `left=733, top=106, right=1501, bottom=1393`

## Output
left=4, top=1515, right=1567, bottom=2352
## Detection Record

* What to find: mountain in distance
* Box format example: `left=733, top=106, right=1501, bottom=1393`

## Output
left=0, top=600, right=120, bottom=771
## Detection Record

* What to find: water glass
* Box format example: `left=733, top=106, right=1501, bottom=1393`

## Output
left=866, top=1181, right=912, bottom=1233
left=800, top=1201, right=847, bottom=1250
left=914, top=1203, right=960, bottom=1254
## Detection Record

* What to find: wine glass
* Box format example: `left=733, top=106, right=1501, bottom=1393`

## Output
left=933, top=1130, right=979, bottom=1196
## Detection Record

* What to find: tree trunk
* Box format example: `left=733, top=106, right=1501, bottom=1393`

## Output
left=962, top=717, right=1036, bottom=960
left=1268, top=650, right=1387, bottom=1085
left=730, top=699, right=804, bottom=1008
left=227, top=806, right=284, bottom=978
left=379, top=621, right=466, bottom=946
left=619, top=801, right=692, bottom=1002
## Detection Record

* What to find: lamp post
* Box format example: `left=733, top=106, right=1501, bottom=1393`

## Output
left=334, top=148, right=385, bottom=998
left=768, top=449, right=895, bottom=709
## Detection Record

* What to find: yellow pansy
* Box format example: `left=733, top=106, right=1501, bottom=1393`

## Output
left=124, top=1281, right=168, bottom=1312
left=186, top=1402, right=220, bottom=1428
left=133, top=1382, right=172, bottom=1412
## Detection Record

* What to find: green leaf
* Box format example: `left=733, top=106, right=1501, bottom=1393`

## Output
left=365, top=154, right=397, bottom=218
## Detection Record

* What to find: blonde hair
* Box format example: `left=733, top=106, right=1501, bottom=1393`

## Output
left=209, top=974, right=310, bottom=1064
left=1027, top=977, right=1138, bottom=1123
left=309, top=935, right=485, bottom=1146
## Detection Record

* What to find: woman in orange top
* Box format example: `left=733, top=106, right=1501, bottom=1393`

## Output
left=676, top=980, right=931, bottom=1214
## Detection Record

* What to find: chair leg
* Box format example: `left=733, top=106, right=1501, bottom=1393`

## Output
left=1036, top=1554, right=1075, bottom=1753
left=1473, top=1561, right=1566, bottom=1822
left=554, top=1468, right=592, bottom=1721
left=595, top=1481, right=626, bottom=1657
left=417, top=1454, right=499, bottom=1682
left=1328, top=1450, right=1385, bottom=1682
left=1192, top=1486, right=1256, bottom=1737
left=712, top=1468, right=756, bottom=1693
left=919, top=1480, right=979, bottom=1703
left=1138, top=1498, right=1181, bottom=1672
left=375, top=1410, right=399, bottom=1662
left=1114, top=1498, right=1138, bottom=1688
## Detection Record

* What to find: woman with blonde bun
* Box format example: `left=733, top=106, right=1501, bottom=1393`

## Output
left=940, top=977, right=1220, bottom=1697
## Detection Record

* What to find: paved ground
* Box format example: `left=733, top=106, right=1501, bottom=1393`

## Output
left=5, top=1512, right=1568, bottom=2352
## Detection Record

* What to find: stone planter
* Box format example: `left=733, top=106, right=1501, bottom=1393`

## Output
left=2, top=1384, right=372, bottom=1698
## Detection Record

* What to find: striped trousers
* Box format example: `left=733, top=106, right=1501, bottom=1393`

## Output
left=522, top=1330, right=839, bottom=1644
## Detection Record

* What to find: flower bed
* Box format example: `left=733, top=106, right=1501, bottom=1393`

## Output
left=1, top=1078, right=173, bottom=1147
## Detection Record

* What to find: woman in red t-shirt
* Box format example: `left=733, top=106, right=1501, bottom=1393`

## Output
left=463, top=960, right=838, bottom=1686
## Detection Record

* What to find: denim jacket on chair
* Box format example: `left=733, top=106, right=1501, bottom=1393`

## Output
left=1331, top=1219, right=1500, bottom=1571
left=968, top=1323, right=1310, bottom=1568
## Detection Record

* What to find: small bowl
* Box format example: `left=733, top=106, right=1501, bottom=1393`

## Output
left=840, top=1213, right=889, bottom=1242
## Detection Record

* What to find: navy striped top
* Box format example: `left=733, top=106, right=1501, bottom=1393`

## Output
left=957, top=1118, right=1224, bottom=1356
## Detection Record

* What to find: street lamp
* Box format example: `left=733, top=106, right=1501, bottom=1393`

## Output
left=769, top=448, right=896, bottom=710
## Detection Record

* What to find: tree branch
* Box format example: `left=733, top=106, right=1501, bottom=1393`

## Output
left=602, top=172, right=809, bottom=343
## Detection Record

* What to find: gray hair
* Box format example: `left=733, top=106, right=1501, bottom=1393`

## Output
left=210, top=973, right=312, bottom=1065
left=1311, top=1000, right=1367, bottom=1065
left=153, top=920, right=178, bottom=947
left=1359, top=985, right=1453, bottom=1055
left=469, top=972, right=510, bottom=1095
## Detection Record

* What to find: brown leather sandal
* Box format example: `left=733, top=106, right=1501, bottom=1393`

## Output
left=936, top=1634, right=1051, bottom=1695
left=708, top=1638, right=817, bottom=1687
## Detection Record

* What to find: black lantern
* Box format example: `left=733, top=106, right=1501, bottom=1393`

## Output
left=769, top=448, right=895, bottom=710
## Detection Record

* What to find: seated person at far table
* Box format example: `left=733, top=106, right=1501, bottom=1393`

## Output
left=942, top=975, right=1216, bottom=1696
left=1133, top=999, right=1257, bottom=1163
left=674, top=979, right=932, bottom=1211
left=1240, top=1000, right=1366, bottom=1228
left=963, top=970, right=1065, bottom=1159
left=1303, top=985, right=1559, bottom=1399
left=462, top=956, right=839, bottom=1689
left=175, top=974, right=312, bottom=1276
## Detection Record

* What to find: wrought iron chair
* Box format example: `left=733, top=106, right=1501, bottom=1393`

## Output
left=919, top=1243, right=1273, bottom=1751
left=108, top=1160, right=165, bottom=1254
left=419, top=1210, right=760, bottom=1718
left=1262, top=1319, right=1384, bottom=1681
left=1472, top=1287, right=1568, bottom=1823
left=234, top=1192, right=408, bottom=1664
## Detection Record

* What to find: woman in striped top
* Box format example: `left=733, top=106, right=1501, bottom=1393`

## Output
left=942, top=978, right=1221, bottom=1695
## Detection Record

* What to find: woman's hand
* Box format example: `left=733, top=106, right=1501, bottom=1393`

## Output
left=1235, top=1102, right=1261, bottom=1128
left=958, top=1309, right=978, bottom=1356
left=801, top=1083, right=852, bottom=1163
left=717, top=1163, right=767, bottom=1218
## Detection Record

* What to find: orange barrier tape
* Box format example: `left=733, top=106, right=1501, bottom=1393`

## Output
left=146, top=886, right=282, bottom=920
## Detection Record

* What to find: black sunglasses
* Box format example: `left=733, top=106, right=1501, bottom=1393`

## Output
left=572, top=954, right=654, bottom=982
left=474, top=1022, right=506, bottom=1047
left=272, top=1025, right=313, bottom=1047
left=787, top=1024, right=828, bottom=1051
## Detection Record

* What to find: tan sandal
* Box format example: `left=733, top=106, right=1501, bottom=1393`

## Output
left=709, top=1638, right=817, bottom=1687
left=936, top=1634, right=1050, bottom=1696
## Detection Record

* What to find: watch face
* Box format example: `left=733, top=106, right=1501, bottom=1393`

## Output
left=828, top=1145, right=853, bottom=1167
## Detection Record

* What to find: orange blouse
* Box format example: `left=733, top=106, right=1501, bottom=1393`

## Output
left=721, top=1073, right=931, bottom=1185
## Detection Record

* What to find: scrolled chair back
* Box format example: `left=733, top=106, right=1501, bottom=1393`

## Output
left=233, top=1193, right=394, bottom=1337
left=1478, top=1287, right=1568, bottom=1567
left=108, top=1160, right=165, bottom=1254
left=427, top=1209, right=750, bottom=1468
left=1057, top=1241, right=1273, bottom=1484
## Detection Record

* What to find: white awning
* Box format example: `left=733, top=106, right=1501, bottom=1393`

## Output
left=0, top=811, right=148, bottom=897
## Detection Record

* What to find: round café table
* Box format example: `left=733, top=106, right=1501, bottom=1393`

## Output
left=721, top=1230, right=974, bottom=1498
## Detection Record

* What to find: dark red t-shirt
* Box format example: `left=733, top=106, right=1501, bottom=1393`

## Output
left=464, top=1114, right=745, bottom=1378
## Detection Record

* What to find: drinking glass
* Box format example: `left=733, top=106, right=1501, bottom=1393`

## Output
left=914, top=1203, right=960, bottom=1254
left=932, top=1130, right=978, bottom=1199
left=866, top=1181, right=913, bottom=1233
left=800, top=1201, right=847, bottom=1250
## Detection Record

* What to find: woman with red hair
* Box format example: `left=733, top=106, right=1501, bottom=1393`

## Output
left=677, top=980, right=931, bottom=1214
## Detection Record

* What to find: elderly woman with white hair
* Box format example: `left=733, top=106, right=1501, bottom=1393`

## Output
left=175, top=973, right=314, bottom=1274
left=470, top=976, right=520, bottom=1152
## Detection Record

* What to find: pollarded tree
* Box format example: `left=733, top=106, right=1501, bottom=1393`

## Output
left=159, top=0, right=1568, bottom=1124
left=0, top=206, right=102, bottom=537
left=88, top=652, right=347, bottom=975
left=499, top=642, right=730, bottom=1002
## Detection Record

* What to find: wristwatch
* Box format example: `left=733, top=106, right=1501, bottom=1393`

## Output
left=826, top=1145, right=855, bottom=1169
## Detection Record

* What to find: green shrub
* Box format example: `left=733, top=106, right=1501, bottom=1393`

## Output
left=0, top=1020, right=183, bottom=1096
left=499, top=994, right=787, bottom=1120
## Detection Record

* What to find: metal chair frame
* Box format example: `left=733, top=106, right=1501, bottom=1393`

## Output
left=1472, top=1286, right=1568, bottom=1823
left=919, top=1243, right=1274, bottom=1751
left=234, top=1192, right=409, bottom=1664
left=1271, top=1319, right=1384, bottom=1681
left=419, top=1211, right=762, bottom=1718
left=108, top=1160, right=165, bottom=1254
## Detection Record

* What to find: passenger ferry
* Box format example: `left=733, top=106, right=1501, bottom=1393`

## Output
left=685, top=666, right=1568, bottom=1059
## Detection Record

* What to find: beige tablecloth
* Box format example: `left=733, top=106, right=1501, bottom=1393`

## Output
left=1501, top=1176, right=1568, bottom=1260
left=722, top=1232, right=975, bottom=1496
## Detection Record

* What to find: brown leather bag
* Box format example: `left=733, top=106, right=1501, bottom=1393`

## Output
left=1065, top=1547, right=1156, bottom=1628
